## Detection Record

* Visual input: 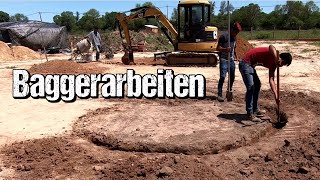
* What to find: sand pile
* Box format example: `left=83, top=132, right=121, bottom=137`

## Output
left=28, top=60, right=106, bottom=75
left=235, top=37, right=254, bottom=59
left=0, top=41, right=40, bottom=61
left=0, top=41, right=14, bottom=61
left=12, top=46, right=39, bottom=60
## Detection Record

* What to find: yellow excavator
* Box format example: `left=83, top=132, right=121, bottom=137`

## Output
left=116, top=0, right=219, bottom=66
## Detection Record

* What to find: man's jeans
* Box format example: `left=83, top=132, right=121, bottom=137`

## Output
left=218, top=58, right=235, bottom=97
left=96, top=45, right=101, bottom=61
left=239, top=60, right=261, bottom=114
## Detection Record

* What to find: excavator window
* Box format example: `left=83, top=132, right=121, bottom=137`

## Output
left=178, top=3, right=211, bottom=42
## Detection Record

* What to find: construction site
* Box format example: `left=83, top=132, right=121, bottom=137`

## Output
left=0, top=0, right=320, bottom=179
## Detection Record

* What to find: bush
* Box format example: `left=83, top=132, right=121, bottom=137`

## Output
left=255, top=33, right=270, bottom=39
left=311, top=28, right=319, bottom=35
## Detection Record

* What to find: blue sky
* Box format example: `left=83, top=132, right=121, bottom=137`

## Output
left=1, top=1, right=319, bottom=23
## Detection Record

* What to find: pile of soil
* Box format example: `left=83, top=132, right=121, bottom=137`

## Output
left=0, top=136, right=219, bottom=179
left=0, top=41, right=14, bottom=60
left=237, top=128, right=320, bottom=179
left=1, top=128, right=319, bottom=179
left=236, top=37, right=254, bottom=59
left=12, top=46, right=39, bottom=60
left=28, top=60, right=106, bottom=75
left=1, top=137, right=95, bottom=179
left=0, top=41, right=40, bottom=61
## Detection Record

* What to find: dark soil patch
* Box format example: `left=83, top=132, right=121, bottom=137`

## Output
left=1, top=137, right=220, bottom=179
left=237, top=128, right=320, bottom=179
left=1, top=137, right=95, bottom=179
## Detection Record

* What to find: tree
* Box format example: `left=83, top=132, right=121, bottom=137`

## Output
left=53, top=11, right=77, bottom=32
left=142, top=2, right=155, bottom=7
left=273, top=5, right=286, bottom=28
left=76, top=11, right=80, bottom=22
left=304, top=1, right=320, bottom=28
left=78, top=9, right=104, bottom=31
left=305, top=1, right=319, bottom=13
left=128, top=2, right=157, bottom=31
left=211, top=1, right=216, bottom=16
left=218, top=1, right=234, bottom=16
left=103, top=12, right=117, bottom=30
left=10, top=13, right=28, bottom=22
left=232, top=3, right=261, bottom=30
left=283, top=1, right=307, bottom=29
left=212, top=1, right=234, bottom=30
left=0, top=11, right=10, bottom=22
left=170, top=8, right=178, bottom=29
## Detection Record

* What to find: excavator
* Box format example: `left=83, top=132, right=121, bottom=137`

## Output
left=116, top=0, right=219, bottom=66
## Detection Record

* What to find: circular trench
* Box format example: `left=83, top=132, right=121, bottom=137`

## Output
left=73, top=98, right=274, bottom=155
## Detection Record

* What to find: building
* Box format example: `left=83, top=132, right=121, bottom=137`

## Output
left=145, top=25, right=159, bottom=34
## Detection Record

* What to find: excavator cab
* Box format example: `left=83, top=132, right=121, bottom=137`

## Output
left=177, top=0, right=218, bottom=52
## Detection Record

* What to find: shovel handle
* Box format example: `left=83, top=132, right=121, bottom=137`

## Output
left=276, top=51, right=280, bottom=115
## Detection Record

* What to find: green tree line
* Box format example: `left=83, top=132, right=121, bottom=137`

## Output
left=211, top=0, right=320, bottom=30
left=0, top=1, right=319, bottom=32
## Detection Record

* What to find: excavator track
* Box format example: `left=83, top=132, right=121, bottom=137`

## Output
left=165, top=52, right=218, bottom=66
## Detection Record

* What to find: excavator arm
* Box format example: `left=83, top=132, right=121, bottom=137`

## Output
left=116, top=6, right=178, bottom=65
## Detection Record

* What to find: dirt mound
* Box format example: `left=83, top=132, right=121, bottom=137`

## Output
left=236, top=37, right=254, bottom=59
left=1, top=136, right=220, bottom=179
left=12, top=46, right=39, bottom=60
left=0, top=41, right=40, bottom=61
left=238, top=128, right=320, bottom=179
left=2, top=129, right=318, bottom=179
left=0, top=41, right=14, bottom=61
left=28, top=60, right=106, bottom=75
left=1, top=137, right=94, bottom=179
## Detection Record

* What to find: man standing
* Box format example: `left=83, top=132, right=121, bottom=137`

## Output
left=239, top=45, right=292, bottom=121
left=86, top=26, right=102, bottom=61
left=216, top=22, right=242, bottom=102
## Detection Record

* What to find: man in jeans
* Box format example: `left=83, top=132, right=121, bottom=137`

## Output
left=86, top=26, right=102, bottom=61
left=239, top=45, right=292, bottom=121
left=217, top=22, right=242, bottom=102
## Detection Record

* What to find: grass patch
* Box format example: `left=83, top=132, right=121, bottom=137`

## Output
left=239, top=29, right=320, bottom=40
left=5, top=66, right=17, bottom=69
left=301, top=49, right=312, bottom=53
left=310, top=41, right=320, bottom=47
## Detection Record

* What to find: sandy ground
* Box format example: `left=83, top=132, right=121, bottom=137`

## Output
left=0, top=40, right=319, bottom=179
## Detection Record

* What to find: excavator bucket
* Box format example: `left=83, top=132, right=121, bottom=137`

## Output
left=121, top=50, right=134, bottom=65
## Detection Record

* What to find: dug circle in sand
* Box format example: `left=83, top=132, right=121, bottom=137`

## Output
left=12, top=69, right=206, bottom=102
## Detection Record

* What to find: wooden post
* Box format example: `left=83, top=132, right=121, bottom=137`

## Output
left=250, top=26, right=253, bottom=40
left=298, top=26, right=301, bottom=40
left=166, top=5, right=169, bottom=19
left=39, top=12, right=48, bottom=62
left=273, top=26, right=275, bottom=40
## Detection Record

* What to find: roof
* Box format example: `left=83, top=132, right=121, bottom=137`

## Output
left=0, top=21, right=62, bottom=30
left=145, top=25, right=158, bottom=29
left=179, top=0, right=211, bottom=5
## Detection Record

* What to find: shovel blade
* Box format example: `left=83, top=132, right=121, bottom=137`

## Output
left=226, top=91, right=233, bottom=102
left=274, top=110, right=288, bottom=129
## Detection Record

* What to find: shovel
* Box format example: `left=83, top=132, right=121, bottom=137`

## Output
left=226, top=1, right=233, bottom=102
left=274, top=52, right=288, bottom=128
